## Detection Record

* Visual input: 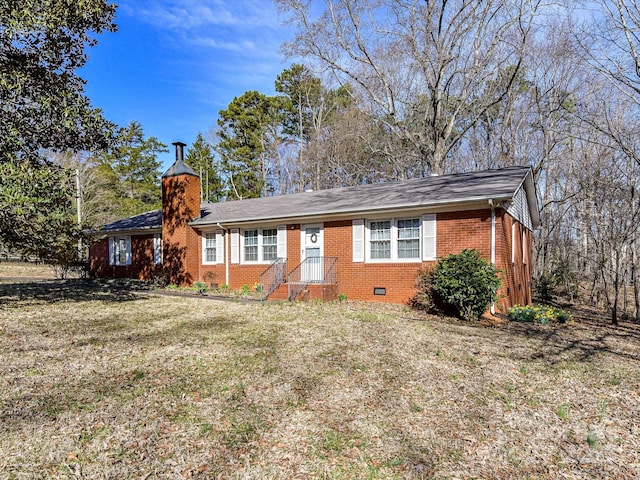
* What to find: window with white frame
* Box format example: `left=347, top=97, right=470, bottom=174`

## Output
left=397, top=218, right=420, bottom=259
left=370, top=220, right=391, bottom=259
left=243, top=229, right=259, bottom=262
left=366, top=218, right=423, bottom=262
left=262, top=228, right=277, bottom=262
left=202, top=231, right=224, bottom=265
left=240, top=227, right=284, bottom=263
left=154, top=234, right=162, bottom=265
left=204, top=233, right=217, bottom=263
left=109, top=236, right=131, bottom=266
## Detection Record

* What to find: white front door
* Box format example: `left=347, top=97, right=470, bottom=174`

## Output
left=301, top=224, right=324, bottom=282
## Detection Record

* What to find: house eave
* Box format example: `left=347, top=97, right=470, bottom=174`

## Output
left=91, top=226, right=162, bottom=237
left=190, top=196, right=512, bottom=229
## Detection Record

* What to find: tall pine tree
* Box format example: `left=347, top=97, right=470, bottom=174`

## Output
left=185, top=133, right=224, bottom=202
left=215, top=91, right=283, bottom=199
left=99, top=122, right=166, bottom=217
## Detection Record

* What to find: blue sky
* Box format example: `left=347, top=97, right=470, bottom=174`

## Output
left=81, top=0, right=294, bottom=170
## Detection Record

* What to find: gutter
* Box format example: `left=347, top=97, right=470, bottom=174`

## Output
left=217, top=223, right=229, bottom=286
left=488, top=199, right=496, bottom=315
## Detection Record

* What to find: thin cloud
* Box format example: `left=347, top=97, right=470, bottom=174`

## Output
left=122, top=0, right=280, bottom=31
left=190, top=36, right=256, bottom=52
left=119, top=0, right=287, bottom=56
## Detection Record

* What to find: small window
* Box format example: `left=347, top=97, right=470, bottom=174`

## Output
left=262, top=228, right=278, bottom=262
left=117, top=238, right=127, bottom=264
left=244, top=230, right=259, bottom=262
left=109, top=236, right=131, bottom=266
left=511, top=223, right=517, bottom=264
left=204, top=233, right=217, bottom=263
left=154, top=234, right=162, bottom=265
left=370, top=221, right=391, bottom=259
left=397, top=218, right=420, bottom=259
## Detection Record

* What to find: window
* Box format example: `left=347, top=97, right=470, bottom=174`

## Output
left=117, top=238, right=127, bottom=264
left=203, top=231, right=224, bottom=265
left=244, top=230, right=259, bottom=261
left=154, top=234, right=162, bottom=265
left=239, top=227, right=286, bottom=263
left=370, top=221, right=391, bottom=259
left=366, top=218, right=423, bottom=262
left=262, top=228, right=277, bottom=262
left=204, top=233, right=217, bottom=263
left=511, top=223, right=517, bottom=264
left=397, top=219, right=420, bottom=259
left=109, top=236, right=131, bottom=266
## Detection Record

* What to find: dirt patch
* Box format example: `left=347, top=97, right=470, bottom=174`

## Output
left=0, top=279, right=638, bottom=478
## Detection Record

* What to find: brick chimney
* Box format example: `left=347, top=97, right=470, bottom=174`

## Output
left=161, top=141, right=201, bottom=285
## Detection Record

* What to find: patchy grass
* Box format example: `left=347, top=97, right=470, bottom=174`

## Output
left=0, top=261, right=56, bottom=279
left=0, top=279, right=639, bottom=479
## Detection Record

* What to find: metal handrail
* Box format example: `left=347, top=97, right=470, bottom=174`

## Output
left=287, top=256, right=338, bottom=300
left=259, top=257, right=287, bottom=300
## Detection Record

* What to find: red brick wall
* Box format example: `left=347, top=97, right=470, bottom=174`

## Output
left=191, top=210, right=533, bottom=309
left=199, top=225, right=303, bottom=290
left=322, top=211, right=498, bottom=305
left=91, top=202, right=533, bottom=311
left=89, top=234, right=159, bottom=279
left=161, top=174, right=200, bottom=285
left=496, top=211, right=533, bottom=312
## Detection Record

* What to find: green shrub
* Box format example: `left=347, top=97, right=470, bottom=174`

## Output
left=534, top=273, right=556, bottom=302
left=508, top=304, right=573, bottom=325
left=431, top=249, right=501, bottom=321
left=240, top=284, right=251, bottom=295
left=535, top=259, right=578, bottom=303
left=338, top=293, right=348, bottom=302
left=193, top=281, right=209, bottom=293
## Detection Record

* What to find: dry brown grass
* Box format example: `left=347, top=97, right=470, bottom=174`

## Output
left=0, top=261, right=56, bottom=279
left=0, top=277, right=639, bottom=479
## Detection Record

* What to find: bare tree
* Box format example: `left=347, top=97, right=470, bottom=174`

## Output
left=569, top=1, right=640, bottom=320
left=276, top=0, right=541, bottom=176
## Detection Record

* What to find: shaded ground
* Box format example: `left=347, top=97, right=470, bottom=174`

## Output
left=0, top=271, right=639, bottom=478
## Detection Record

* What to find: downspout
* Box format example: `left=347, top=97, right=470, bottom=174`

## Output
left=488, top=199, right=496, bottom=315
left=217, top=223, right=229, bottom=286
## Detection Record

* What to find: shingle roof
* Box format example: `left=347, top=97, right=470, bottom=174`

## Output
left=98, top=209, right=162, bottom=233
left=191, top=166, right=539, bottom=227
left=95, top=166, right=539, bottom=234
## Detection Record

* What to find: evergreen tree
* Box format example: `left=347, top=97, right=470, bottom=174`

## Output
left=99, top=122, right=166, bottom=217
left=0, top=0, right=116, bottom=261
left=215, top=91, right=283, bottom=199
left=185, top=133, right=224, bottom=202
left=0, top=0, right=116, bottom=163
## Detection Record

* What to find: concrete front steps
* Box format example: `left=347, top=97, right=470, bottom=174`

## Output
left=265, top=283, right=339, bottom=302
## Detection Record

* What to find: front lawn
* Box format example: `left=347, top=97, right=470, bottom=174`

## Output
left=0, top=278, right=638, bottom=478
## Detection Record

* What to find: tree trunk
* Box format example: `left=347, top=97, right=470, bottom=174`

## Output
left=633, top=240, right=640, bottom=320
left=612, top=250, right=619, bottom=326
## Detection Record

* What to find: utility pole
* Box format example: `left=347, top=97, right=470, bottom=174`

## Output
left=75, top=169, right=82, bottom=257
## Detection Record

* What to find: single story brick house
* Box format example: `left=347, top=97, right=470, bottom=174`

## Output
left=90, top=143, right=540, bottom=312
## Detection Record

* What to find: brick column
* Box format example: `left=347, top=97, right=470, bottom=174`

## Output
left=161, top=142, right=201, bottom=285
